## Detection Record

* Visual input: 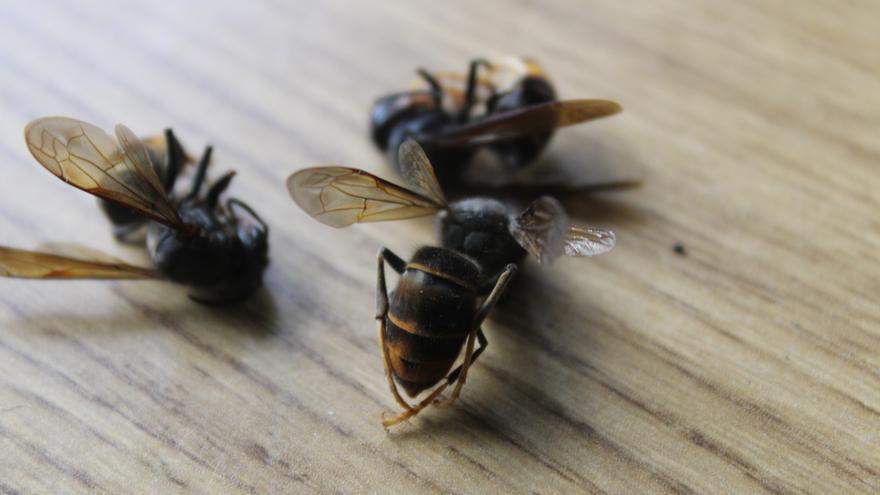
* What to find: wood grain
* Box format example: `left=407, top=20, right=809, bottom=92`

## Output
left=0, top=0, right=878, bottom=493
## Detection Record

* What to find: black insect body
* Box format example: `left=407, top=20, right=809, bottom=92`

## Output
left=147, top=153, right=270, bottom=304
left=371, top=82, right=475, bottom=182
left=288, top=139, right=615, bottom=427
left=483, top=62, right=558, bottom=169
left=370, top=56, right=622, bottom=183
left=436, top=197, right=528, bottom=286
left=0, top=117, right=268, bottom=305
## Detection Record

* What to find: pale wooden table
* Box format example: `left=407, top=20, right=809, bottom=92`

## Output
left=0, top=1, right=878, bottom=493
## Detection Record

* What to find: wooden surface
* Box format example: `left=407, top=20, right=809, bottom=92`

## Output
left=0, top=1, right=878, bottom=493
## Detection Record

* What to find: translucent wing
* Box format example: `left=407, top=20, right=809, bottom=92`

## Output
left=34, top=242, right=151, bottom=265
left=24, top=117, right=185, bottom=229
left=422, top=99, right=622, bottom=147
left=564, top=227, right=616, bottom=257
left=397, top=139, right=447, bottom=205
left=115, top=124, right=167, bottom=197
left=509, top=196, right=571, bottom=264
left=0, top=246, right=158, bottom=279
left=141, top=133, right=170, bottom=159
left=287, top=167, right=443, bottom=227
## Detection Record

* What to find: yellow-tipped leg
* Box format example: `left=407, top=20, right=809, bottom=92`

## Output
left=379, top=318, right=413, bottom=411
left=434, top=330, right=477, bottom=408
left=376, top=247, right=412, bottom=412
left=382, top=381, right=449, bottom=429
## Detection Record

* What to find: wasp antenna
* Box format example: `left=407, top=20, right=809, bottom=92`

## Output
left=459, top=58, right=491, bottom=122
left=188, top=145, right=213, bottom=199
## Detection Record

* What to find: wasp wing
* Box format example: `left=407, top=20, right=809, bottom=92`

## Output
left=115, top=124, right=168, bottom=196
left=564, top=226, right=616, bottom=257
left=34, top=242, right=152, bottom=265
left=421, top=99, right=622, bottom=147
left=397, top=139, right=447, bottom=205
left=0, top=246, right=158, bottom=279
left=24, top=117, right=185, bottom=229
left=509, top=196, right=571, bottom=264
left=287, top=167, right=443, bottom=227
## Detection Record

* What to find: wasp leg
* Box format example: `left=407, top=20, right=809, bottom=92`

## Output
left=376, top=247, right=412, bottom=413
left=382, top=381, right=450, bottom=429
left=433, top=327, right=487, bottom=408
left=458, top=58, right=491, bottom=122
left=226, top=198, right=269, bottom=234
left=416, top=68, right=444, bottom=110
left=205, top=170, right=236, bottom=209
left=474, top=263, right=518, bottom=326
left=434, top=263, right=517, bottom=408
left=379, top=247, right=406, bottom=274
left=186, top=145, right=213, bottom=200
left=382, top=328, right=486, bottom=426
left=378, top=321, right=413, bottom=413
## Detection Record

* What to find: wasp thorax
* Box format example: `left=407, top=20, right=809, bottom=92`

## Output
left=438, top=198, right=527, bottom=281
left=147, top=203, right=237, bottom=286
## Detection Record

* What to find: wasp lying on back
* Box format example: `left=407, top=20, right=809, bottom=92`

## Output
left=288, top=139, right=616, bottom=428
left=370, top=56, right=622, bottom=184
left=0, top=117, right=269, bottom=305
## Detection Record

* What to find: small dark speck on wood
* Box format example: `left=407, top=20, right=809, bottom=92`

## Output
left=673, top=242, right=686, bottom=256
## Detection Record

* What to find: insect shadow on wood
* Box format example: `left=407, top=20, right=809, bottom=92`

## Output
left=7, top=281, right=281, bottom=345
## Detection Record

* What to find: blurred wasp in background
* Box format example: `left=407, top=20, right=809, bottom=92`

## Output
left=288, top=139, right=615, bottom=428
left=0, top=117, right=269, bottom=304
left=370, top=56, right=622, bottom=184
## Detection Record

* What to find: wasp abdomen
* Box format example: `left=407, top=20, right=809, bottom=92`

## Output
left=384, top=247, right=479, bottom=396
left=370, top=92, right=437, bottom=151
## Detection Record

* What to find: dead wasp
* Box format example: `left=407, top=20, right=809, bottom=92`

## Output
left=370, top=56, right=622, bottom=183
left=98, top=130, right=192, bottom=243
left=288, top=140, right=615, bottom=428
left=0, top=117, right=268, bottom=304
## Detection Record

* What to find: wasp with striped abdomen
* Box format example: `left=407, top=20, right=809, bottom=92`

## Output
left=288, top=139, right=615, bottom=427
